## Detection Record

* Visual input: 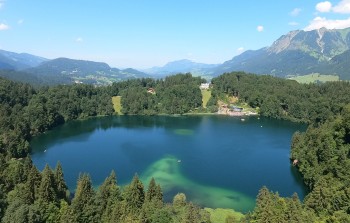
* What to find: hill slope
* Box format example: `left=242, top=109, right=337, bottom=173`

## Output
left=25, top=57, right=150, bottom=85
left=0, top=49, right=48, bottom=70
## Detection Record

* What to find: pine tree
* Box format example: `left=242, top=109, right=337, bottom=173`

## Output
left=305, top=177, right=332, bottom=214
left=286, top=193, right=305, bottom=222
left=71, top=173, right=96, bottom=223
left=250, top=186, right=274, bottom=222
left=54, top=161, right=68, bottom=201
left=22, top=156, right=34, bottom=181
left=95, top=170, right=121, bottom=222
left=57, top=200, right=75, bottom=223
left=25, top=165, right=41, bottom=204
left=145, top=177, right=163, bottom=203
left=123, top=174, right=145, bottom=215
left=38, top=164, right=57, bottom=203
left=142, top=178, right=164, bottom=222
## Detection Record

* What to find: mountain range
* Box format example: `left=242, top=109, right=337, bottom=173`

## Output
left=1, top=27, right=350, bottom=85
left=143, top=59, right=219, bottom=78
left=0, top=50, right=150, bottom=85
left=209, top=27, right=350, bottom=79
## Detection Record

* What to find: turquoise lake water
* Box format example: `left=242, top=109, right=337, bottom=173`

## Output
left=31, top=115, right=307, bottom=212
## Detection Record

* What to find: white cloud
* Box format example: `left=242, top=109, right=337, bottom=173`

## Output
left=0, top=1, right=4, bottom=9
left=288, top=21, right=299, bottom=26
left=18, top=19, right=24, bottom=25
left=316, top=1, right=332, bottom=12
left=75, top=37, right=83, bottom=42
left=290, top=8, right=301, bottom=16
left=0, top=23, right=9, bottom=30
left=333, top=0, right=350, bottom=13
left=257, top=25, right=264, bottom=32
left=304, top=16, right=350, bottom=30
left=236, top=47, right=245, bottom=54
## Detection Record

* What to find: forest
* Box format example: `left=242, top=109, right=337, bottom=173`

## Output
left=0, top=72, right=350, bottom=222
left=109, top=73, right=204, bottom=115
left=210, top=72, right=350, bottom=124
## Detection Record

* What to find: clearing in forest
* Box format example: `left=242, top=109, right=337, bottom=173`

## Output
left=112, top=96, right=122, bottom=114
left=201, top=89, right=211, bottom=108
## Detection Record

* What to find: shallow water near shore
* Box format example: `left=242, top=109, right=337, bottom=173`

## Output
left=31, top=115, right=307, bottom=212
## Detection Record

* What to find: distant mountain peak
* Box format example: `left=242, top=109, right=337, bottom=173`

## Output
left=167, top=59, right=193, bottom=63
left=268, top=30, right=301, bottom=54
left=266, top=28, right=350, bottom=59
left=210, top=27, right=350, bottom=80
left=143, top=59, right=219, bottom=77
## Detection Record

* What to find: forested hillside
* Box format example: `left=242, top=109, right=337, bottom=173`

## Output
left=109, top=73, right=204, bottom=115
left=211, top=72, right=350, bottom=123
left=290, top=108, right=350, bottom=220
left=24, top=58, right=151, bottom=86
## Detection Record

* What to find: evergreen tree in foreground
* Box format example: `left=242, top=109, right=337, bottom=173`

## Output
left=70, top=173, right=96, bottom=223
left=54, top=162, right=69, bottom=201
left=123, top=174, right=145, bottom=216
left=94, top=170, right=121, bottom=222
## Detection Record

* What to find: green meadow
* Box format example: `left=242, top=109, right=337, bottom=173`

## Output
left=112, top=96, right=122, bottom=114
left=288, top=74, right=339, bottom=84
left=201, top=89, right=212, bottom=108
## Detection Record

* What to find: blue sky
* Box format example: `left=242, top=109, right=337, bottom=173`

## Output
left=1, top=0, right=350, bottom=69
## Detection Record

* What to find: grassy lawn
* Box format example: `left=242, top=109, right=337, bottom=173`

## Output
left=204, top=208, right=244, bottom=223
left=201, top=89, right=212, bottom=108
left=288, top=74, right=339, bottom=84
left=112, top=96, right=122, bottom=114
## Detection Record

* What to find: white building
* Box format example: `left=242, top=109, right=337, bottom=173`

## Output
left=200, top=83, right=210, bottom=90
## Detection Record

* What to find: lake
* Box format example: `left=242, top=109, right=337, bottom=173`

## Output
left=31, top=115, right=307, bottom=212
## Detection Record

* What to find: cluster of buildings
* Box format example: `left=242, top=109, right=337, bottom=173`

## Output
left=218, top=104, right=258, bottom=117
